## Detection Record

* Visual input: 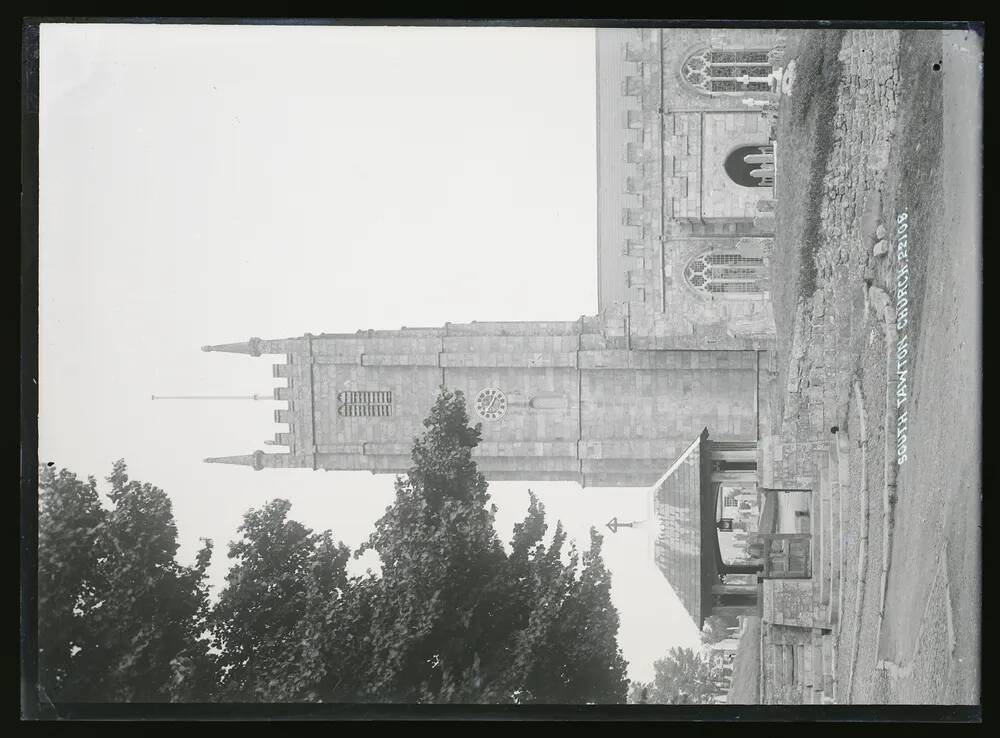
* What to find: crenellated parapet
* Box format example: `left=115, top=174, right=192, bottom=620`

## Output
left=597, top=29, right=664, bottom=313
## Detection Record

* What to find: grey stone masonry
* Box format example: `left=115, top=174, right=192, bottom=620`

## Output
left=202, top=28, right=798, bottom=488
left=203, top=318, right=762, bottom=487
left=597, top=28, right=784, bottom=351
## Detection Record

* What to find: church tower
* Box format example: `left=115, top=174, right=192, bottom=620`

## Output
left=202, top=316, right=762, bottom=487
left=202, top=27, right=787, bottom=488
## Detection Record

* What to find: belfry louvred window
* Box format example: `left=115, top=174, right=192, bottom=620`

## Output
left=682, top=49, right=773, bottom=94
left=337, top=390, right=392, bottom=417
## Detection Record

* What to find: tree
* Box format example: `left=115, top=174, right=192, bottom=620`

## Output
left=38, top=466, right=106, bottom=702
left=628, top=680, right=651, bottom=704
left=558, top=529, right=630, bottom=702
left=39, top=387, right=631, bottom=704
left=37, top=461, right=215, bottom=702
left=291, top=386, right=630, bottom=703
left=503, top=524, right=628, bottom=703
left=209, top=499, right=350, bottom=701
left=351, top=387, right=506, bottom=701
left=701, top=613, right=737, bottom=645
left=630, top=647, right=725, bottom=704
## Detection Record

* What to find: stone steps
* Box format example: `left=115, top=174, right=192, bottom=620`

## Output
left=807, top=437, right=846, bottom=631
left=827, top=441, right=843, bottom=624
left=811, top=447, right=832, bottom=630
left=765, top=629, right=840, bottom=704
left=818, top=455, right=833, bottom=610
left=811, top=452, right=826, bottom=620
left=830, top=634, right=839, bottom=702
left=760, top=433, right=849, bottom=704
left=809, top=631, right=839, bottom=704
left=822, top=631, right=836, bottom=699
left=835, top=431, right=852, bottom=630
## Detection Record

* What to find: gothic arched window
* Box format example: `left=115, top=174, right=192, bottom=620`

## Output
left=684, top=252, right=767, bottom=295
left=682, top=49, right=773, bottom=94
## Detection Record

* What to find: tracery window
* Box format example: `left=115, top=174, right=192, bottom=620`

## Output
left=684, top=252, right=767, bottom=295
left=682, top=49, right=773, bottom=94
left=337, top=390, right=393, bottom=417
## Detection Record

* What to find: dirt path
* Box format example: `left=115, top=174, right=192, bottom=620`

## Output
left=871, top=29, right=981, bottom=705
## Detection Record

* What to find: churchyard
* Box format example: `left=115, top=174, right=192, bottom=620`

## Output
left=754, top=28, right=980, bottom=704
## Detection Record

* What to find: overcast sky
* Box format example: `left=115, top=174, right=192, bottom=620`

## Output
left=38, top=22, right=703, bottom=685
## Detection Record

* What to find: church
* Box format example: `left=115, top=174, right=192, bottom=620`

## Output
left=202, top=28, right=792, bottom=627
left=203, top=28, right=786, bottom=492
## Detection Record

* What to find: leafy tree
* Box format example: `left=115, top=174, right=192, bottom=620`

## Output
left=559, top=529, right=630, bottom=702
left=37, top=461, right=215, bottom=702
left=209, top=499, right=350, bottom=701
left=284, top=387, right=630, bottom=703
left=235, top=528, right=373, bottom=703
left=39, top=386, right=631, bottom=705
left=628, top=680, right=650, bottom=704
left=629, top=647, right=724, bottom=704
left=353, top=387, right=507, bottom=701
left=701, top=613, right=737, bottom=645
left=502, top=523, right=628, bottom=703
left=38, top=466, right=106, bottom=702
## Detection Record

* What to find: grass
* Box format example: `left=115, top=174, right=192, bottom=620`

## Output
left=879, top=31, right=944, bottom=348
left=770, top=30, right=847, bottom=403
left=787, top=31, right=846, bottom=297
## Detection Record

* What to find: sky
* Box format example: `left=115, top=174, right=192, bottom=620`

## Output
left=38, top=22, right=703, bottom=685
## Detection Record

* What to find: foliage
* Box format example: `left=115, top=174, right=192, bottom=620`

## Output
left=628, top=680, right=651, bottom=704
left=772, top=30, right=846, bottom=299
left=37, top=387, right=630, bottom=704
left=37, top=461, right=215, bottom=702
left=345, top=387, right=629, bottom=703
left=37, top=466, right=106, bottom=702
left=209, top=499, right=350, bottom=701
left=701, top=613, right=737, bottom=645
left=627, top=647, right=725, bottom=704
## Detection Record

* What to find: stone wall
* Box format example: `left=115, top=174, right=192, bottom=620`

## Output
left=761, top=30, right=901, bottom=495
left=761, top=622, right=825, bottom=704
left=596, top=28, right=784, bottom=349
left=762, top=579, right=817, bottom=628
left=701, top=111, right=774, bottom=219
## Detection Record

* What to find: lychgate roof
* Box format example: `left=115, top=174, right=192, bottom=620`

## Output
left=648, top=427, right=712, bottom=626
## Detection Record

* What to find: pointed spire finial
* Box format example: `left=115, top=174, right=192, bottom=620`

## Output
left=201, top=337, right=264, bottom=356
left=204, top=450, right=267, bottom=470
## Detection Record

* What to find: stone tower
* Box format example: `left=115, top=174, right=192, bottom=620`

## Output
left=203, top=317, right=763, bottom=487
left=203, top=28, right=787, bottom=488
